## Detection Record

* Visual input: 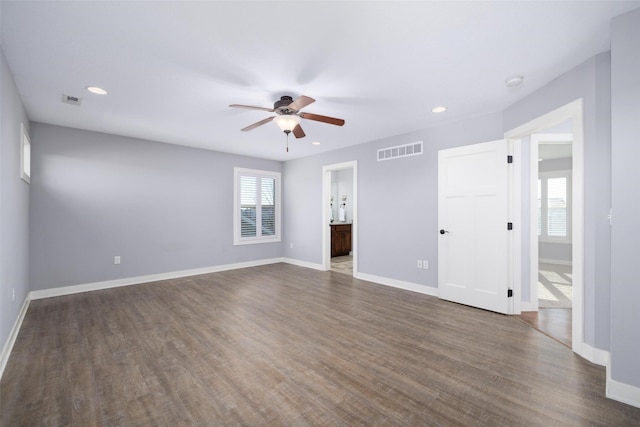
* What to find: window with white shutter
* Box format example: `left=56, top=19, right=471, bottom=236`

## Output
left=234, top=168, right=281, bottom=245
left=537, top=170, right=571, bottom=243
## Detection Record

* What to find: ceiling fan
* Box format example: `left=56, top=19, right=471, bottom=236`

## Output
left=229, top=95, right=345, bottom=140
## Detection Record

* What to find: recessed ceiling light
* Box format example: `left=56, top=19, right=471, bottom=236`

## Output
left=312, top=141, right=321, bottom=146
left=431, top=106, right=447, bottom=113
left=505, top=75, right=524, bottom=88
left=86, top=86, right=108, bottom=95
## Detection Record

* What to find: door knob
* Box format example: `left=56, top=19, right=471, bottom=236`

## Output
left=439, top=229, right=449, bottom=234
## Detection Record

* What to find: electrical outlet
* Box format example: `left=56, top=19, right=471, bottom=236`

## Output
left=290, top=242, right=294, bottom=249
left=417, top=260, right=423, bottom=268
left=423, top=260, right=429, bottom=270
left=114, top=256, right=121, bottom=265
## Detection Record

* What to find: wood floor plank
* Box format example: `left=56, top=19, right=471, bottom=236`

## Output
left=2, top=263, right=639, bottom=426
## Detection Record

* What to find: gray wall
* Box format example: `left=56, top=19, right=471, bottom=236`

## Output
left=610, top=7, right=640, bottom=389
left=29, top=123, right=283, bottom=290
left=503, top=52, right=612, bottom=351
left=0, top=48, right=30, bottom=351
left=283, top=112, right=503, bottom=289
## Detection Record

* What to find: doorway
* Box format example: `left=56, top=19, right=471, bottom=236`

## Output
left=322, top=161, right=357, bottom=276
left=521, top=133, right=574, bottom=347
left=505, top=99, right=584, bottom=355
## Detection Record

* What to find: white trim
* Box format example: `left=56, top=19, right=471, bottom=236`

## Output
left=520, top=301, right=537, bottom=312
left=29, top=258, right=285, bottom=300
left=322, top=161, right=358, bottom=276
left=529, top=137, right=540, bottom=311
left=357, top=272, right=438, bottom=297
left=504, top=98, right=585, bottom=358
left=539, top=258, right=572, bottom=266
left=580, top=342, right=609, bottom=367
left=510, top=139, right=522, bottom=315
left=281, top=257, right=324, bottom=271
left=0, top=296, right=31, bottom=380
left=607, top=366, right=640, bottom=409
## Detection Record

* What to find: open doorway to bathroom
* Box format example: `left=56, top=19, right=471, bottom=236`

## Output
left=329, top=169, right=353, bottom=274
left=322, top=161, right=357, bottom=276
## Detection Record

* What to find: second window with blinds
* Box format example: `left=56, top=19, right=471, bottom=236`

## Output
left=234, top=167, right=281, bottom=245
left=538, top=170, right=572, bottom=242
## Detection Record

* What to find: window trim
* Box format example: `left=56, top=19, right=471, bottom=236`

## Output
left=20, top=123, right=31, bottom=184
left=538, top=169, right=572, bottom=244
left=233, top=167, right=281, bottom=245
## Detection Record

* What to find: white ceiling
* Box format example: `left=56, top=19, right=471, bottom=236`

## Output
left=2, top=1, right=638, bottom=161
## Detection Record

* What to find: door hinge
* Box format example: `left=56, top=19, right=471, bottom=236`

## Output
left=507, top=155, right=513, bottom=163
left=507, top=289, right=513, bottom=298
left=507, top=222, right=513, bottom=230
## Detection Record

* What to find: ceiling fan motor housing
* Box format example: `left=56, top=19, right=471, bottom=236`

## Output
left=274, top=96, right=295, bottom=115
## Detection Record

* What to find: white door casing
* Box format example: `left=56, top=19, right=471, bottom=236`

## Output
left=438, top=139, right=511, bottom=314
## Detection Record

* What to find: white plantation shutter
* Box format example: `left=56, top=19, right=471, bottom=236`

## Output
left=234, top=168, right=281, bottom=245
left=261, top=178, right=276, bottom=236
left=547, top=177, right=567, bottom=237
left=240, top=176, right=257, bottom=237
left=538, top=171, right=571, bottom=242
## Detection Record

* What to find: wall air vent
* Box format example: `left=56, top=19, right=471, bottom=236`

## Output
left=377, top=141, right=423, bottom=162
left=62, top=94, right=82, bottom=106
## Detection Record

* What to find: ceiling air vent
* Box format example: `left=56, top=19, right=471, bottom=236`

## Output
left=62, top=94, right=82, bottom=106
left=377, top=141, right=423, bottom=162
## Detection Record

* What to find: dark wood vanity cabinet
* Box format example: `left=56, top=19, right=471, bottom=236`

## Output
left=331, top=223, right=352, bottom=257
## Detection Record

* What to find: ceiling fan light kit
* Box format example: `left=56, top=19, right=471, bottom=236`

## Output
left=230, top=94, right=345, bottom=151
left=273, top=114, right=300, bottom=133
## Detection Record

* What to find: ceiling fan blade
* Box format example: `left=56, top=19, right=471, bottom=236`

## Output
left=288, top=95, right=315, bottom=111
left=230, top=104, right=275, bottom=113
left=293, top=124, right=305, bottom=139
left=299, top=112, right=345, bottom=126
left=241, top=116, right=276, bottom=131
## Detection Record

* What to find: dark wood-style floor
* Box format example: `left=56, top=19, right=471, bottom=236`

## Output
left=518, top=308, right=572, bottom=348
left=2, top=264, right=639, bottom=425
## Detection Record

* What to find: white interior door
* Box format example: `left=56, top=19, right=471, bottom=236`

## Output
left=438, top=139, right=511, bottom=314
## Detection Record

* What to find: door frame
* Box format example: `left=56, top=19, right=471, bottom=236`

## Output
left=322, top=161, right=358, bottom=275
left=529, top=134, right=573, bottom=311
left=505, top=99, right=584, bottom=355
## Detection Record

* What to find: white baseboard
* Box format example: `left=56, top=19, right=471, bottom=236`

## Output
left=29, top=258, right=286, bottom=300
left=356, top=272, right=438, bottom=297
left=281, top=257, right=325, bottom=271
left=0, top=296, right=31, bottom=380
left=579, top=342, right=609, bottom=367
left=539, top=258, right=572, bottom=266
left=577, top=343, right=640, bottom=408
left=607, top=365, right=640, bottom=409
